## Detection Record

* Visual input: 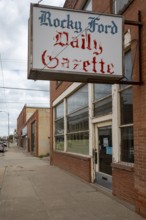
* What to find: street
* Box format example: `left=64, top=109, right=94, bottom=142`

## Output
left=0, top=145, right=144, bottom=220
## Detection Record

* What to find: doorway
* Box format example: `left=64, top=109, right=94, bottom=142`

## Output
left=95, top=123, right=112, bottom=189
left=31, top=121, right=36, bottom=152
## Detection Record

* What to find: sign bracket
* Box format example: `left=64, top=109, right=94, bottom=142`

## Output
left=118, top=11, right=143, bottom=86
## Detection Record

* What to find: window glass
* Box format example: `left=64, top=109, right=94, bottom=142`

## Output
left=67, top=132, right=89, bottom=155
left=113, top=0, right=132, bottom=14
left=83, top=0, right=92, bottom=10
left=94, top=84, right=112, bottom=101
left=121, top=126, right=134, bottom=163
left=55, top=101, right=64, bottom=151
left=120, top=49, right=133, bottom=163
left=67, top=107, right=88, bottom=133
left=55, top=135, right=64, bottom=151
left=120, top=88, right=133, bottom=124
left=121, top=50, right=132, bottom=89
left=55, top=102, right=64, bottom=119
left=55, top=118, right=64, bottom=135
left=124, top=50, right=132, bottom=81
left=66, top=84, right=89, bottom=155
left=67, top=85, right=88, bottom=114
left=94, top=84, right=112, bottom=117
left=94, top=96, right=112, bottom=117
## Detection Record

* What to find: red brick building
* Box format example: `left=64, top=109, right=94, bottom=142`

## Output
left=49, top=0, right=146, bottom=217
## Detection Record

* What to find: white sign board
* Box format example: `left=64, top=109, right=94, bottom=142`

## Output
left=28, top=4, right=123, bottom=83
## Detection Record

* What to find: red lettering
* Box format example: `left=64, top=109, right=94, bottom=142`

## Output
left=93, top=41, right=103, bottom=55
left=42, top=50, right=59, bottom=69
left=70, top=37, right=79, bottom=48
left=83, top=60, right=90, bottom=72
left=99, top=59, right=105, bottom=74
left=81, top=34, right=86, bottom=49
left=61, top=58, right=70, bottom=68
left=73, top=59, right=81, bottom=69
left=92, top=55, right=97, bottom=73
left=87, top=34, right=92, bottom=50
left=107, top=63, right=114, bottom=74
left=54, top=31, right=69, bottom=47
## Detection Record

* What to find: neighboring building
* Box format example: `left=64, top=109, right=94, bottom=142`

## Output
left=50, top=0, right=146, bottom=217
left=17, top=105, right=50, bottom=156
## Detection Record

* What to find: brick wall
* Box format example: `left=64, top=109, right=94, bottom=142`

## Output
left=125, top=0, right=146, bottom=217
left=112, top=163, right=135, bottom=205
left=92, top=0, right=111, bottom=13
left=52, top=151, right=91, bottom=182
left=50, top=82, right=72, bottom=104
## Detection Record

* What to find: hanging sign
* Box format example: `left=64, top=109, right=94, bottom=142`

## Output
left=28, top=4, right=123, bottom=83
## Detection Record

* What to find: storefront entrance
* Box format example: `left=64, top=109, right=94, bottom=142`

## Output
left=95, top=123, right=112, bottom=189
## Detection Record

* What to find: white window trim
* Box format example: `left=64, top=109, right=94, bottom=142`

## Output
left=83, top=0, right=92, bottom=11
left=53, top=82, right=82, bottom=107
left=112, top=84, right=121, bottom=163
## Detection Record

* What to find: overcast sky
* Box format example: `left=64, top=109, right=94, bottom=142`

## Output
left=0, top=0, right=66, bottom=137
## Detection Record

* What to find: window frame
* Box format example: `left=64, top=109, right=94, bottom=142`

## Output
left=119, top=84, right=134, bottom=163
left=54, top=84, right=90, bottom=156
left=93, top=84, right=112, bottom=118
left=112, top=0, right=133, bottom=14
left=54, top=101, right=64, bottom=151
left=66, top=85, right=89, bottom=155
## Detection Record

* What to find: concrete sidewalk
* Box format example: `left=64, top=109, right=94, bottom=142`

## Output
left=0, top=145, right=145, bottom=220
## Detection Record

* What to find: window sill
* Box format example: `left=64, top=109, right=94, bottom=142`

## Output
left=112, top=162, right=134, bottom=172
left=53, top=150, right=91, bottom=160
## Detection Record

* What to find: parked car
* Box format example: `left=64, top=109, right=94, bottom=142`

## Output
left=0, top=141, right=6, bottom=152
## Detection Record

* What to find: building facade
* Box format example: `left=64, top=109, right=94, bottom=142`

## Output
left=50, top=0, right=146, bottom=217
left=17, top=105, right=50, bottom=156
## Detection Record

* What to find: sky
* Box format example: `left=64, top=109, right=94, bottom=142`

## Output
left=0, top=0, right=66, bottom=137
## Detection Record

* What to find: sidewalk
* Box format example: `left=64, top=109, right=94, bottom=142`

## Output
left=0, top=145, right=145, bottom=220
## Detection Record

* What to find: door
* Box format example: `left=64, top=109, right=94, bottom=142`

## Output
left=95, top=123, right=112, bottom=189
left=31, top=121, right=36, bottom=152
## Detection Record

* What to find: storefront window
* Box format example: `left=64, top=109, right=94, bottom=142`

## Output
left=55, top=102, right=64, bottom=151
left=55, top=102, right=64, bottom=119
left=121, top=126, right=134, bottom=162
left=67, top=132, right=89, bottom=155
left=120, top=50, right=134, bottom=163
left=67, top=85, right=89, bottom=155
left=55, top=118, right=64, bottom=135
left=67, top=85, right=88, bottom=114
left=120, top=88, right=133, bottom=125
left=94, top=84, right=112, bottom=117
left=55, top=135, right=64, bottom=151
left=67, top=107, right=88, bottom=133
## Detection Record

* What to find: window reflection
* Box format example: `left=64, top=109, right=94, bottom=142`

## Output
left=55, top=102, right=64, bottom=119
left=67, top=85, right=88, bottom=114
left=113, top=0, right=132, bottom=14
left=120, top=88, right=133, bottom=125
left=67, top=107, right=88, bottom=133
left=66, top=85, right=89, bottom=155
left=94, top=96, right=112, bottom=117
left=55, top=101, right=64, bottom=151
left=121, top=127, right=134, bottom=163
left=67, top=132, right=89, bottom=155
left=55, top=118, right=64, bottom=135
left=94, top=84, right=112, bottom=117
left=55, top=135, right=64, bottom=151
left=94, top=84, right=112, bottom=101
